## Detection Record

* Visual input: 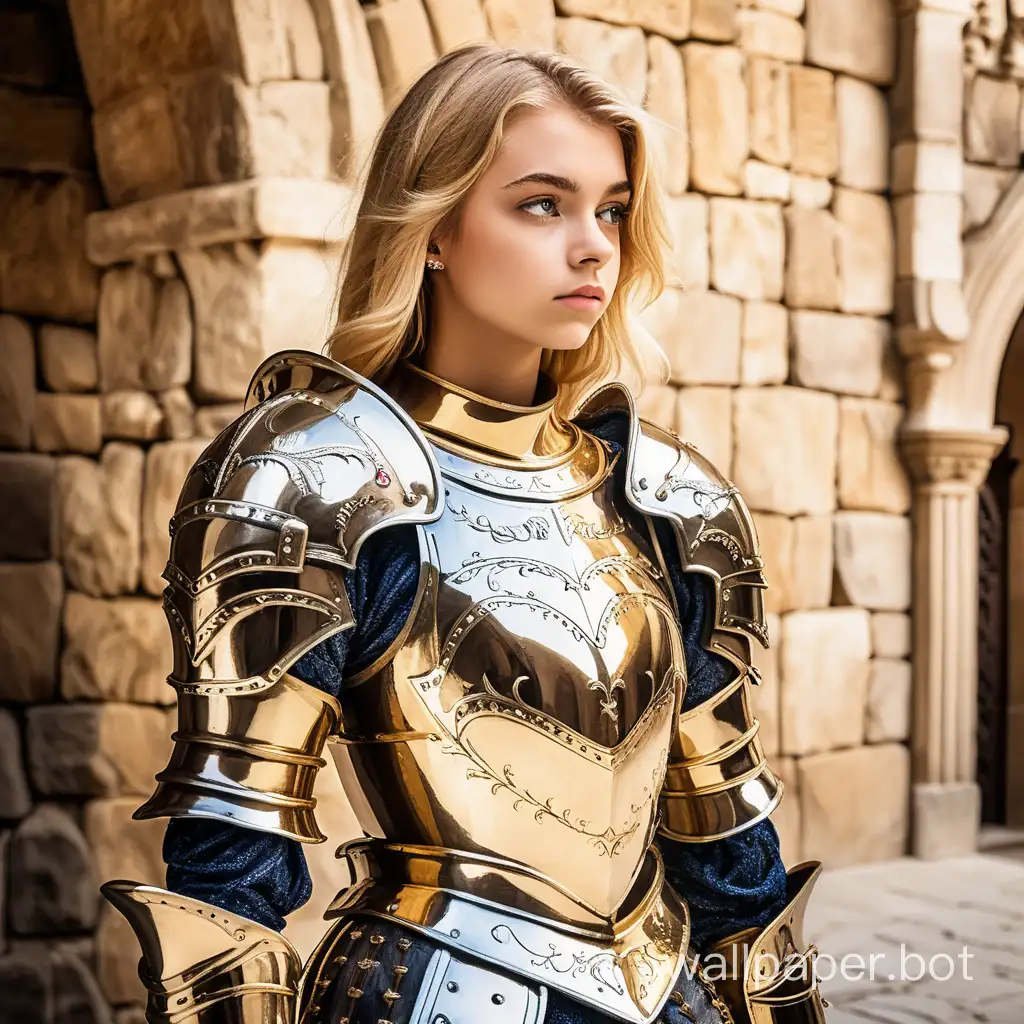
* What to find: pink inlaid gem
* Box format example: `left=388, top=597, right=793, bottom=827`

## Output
left=375, top=468, right=391, bottom=487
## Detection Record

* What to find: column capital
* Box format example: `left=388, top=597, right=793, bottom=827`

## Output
left=900, top=427, right=1009, bottom=487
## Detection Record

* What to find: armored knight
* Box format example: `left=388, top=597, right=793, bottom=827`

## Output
left=104, top=351, right=827, bottom=1024
left=103, top=42, right=830, bottom=1024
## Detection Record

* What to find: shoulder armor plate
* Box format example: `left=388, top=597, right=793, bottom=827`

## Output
left=136, top=351, right=442, bottom=842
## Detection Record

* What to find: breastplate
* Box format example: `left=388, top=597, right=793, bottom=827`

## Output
left=330, top=430, right=686, bottom=923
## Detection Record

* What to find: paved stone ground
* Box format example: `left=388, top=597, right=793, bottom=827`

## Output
left=806, top=852, right=1024, bottom=1024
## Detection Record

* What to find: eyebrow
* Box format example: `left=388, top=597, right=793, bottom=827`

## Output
left=502, top=172, right=632, bottom=197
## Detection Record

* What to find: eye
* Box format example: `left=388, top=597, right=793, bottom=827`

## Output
left=519, top=197, right=559, bottom=218
left=598, top=204, right=630, bottom=226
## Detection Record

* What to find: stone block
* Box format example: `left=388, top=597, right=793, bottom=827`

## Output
left=893, top=194, right=963, bottom=283
left=194, top=403, right=244, bottom=440
left=0, top=454, right=57, bottom=562
left=733, top=386, right=838, bottom=516
left=0, top=315, right=35, bottom=451
left=555, top=17, right=646, bottom=105
left=750, top=612, right=780, bottom=758
left=0, top=176, right=100, bottom=323
left=834, top=188, right=894, bottom=316
left=0, top=87, right=92, bottom=176
left=52, top=951, right=113, bottom=1024
left=0, top=1, right=77, bottom=91
left=98, top=268, right=192, bottom=393
left=737, top=8, right=805, bottom=62
left=62, top=594, right=173, bottom=705
left=38, top=325, right=98, bottom=394
left=804, top=0, right=896, bottom=86
left=0, top=711, right=31, bottom=821
left=66, top=0, right=287, bottom=107
left=962, top=163, right=1016, bottom=232
left=690, top=0, right=737, bottom=41
left=555, top=0, right=691, bottom=39
left=740, top=301, right=788, bottom=385
left=179, top=242, right=341, bottom=402
left=0, top=948, right=50, bottom=1024
left=637, top=385, right=676, bottom=430
left=838, top=398, right=910, bottom=514
left=645, top=35, right=689, bottom=196
left=866, top=658, right=911, bottom=743
left=422, top=0, right=490, bottom=51
left=784, top=206, right=839, bottom=310
left=836, top=76, right=888, bottom=193
left=33, top=395, right=103, bottom=455
left=799, top=743, right=909, bottom=866
left=683, top=43, right=748, bottom=195
left=748, top=57, right=790, bottom=167
left=890, top=140, right=963, bottom=198
left=789, top=174, right=832, bottom=208
left=769, top=754, right=801, bottom=865
left=159, top=388, right=196, bottom=441
left=655, top=290, right=743, bottom=386
left=84, top=799, right=165, bottom=892
left=9, top=805, right=97, bottom=935
left=911, top=781, right=979, bottom=860
left=482, top=0, right=557, bottom=49
left=0, top=563, right=63, bottom=703
left=833, top=511, right=911, bottom=611
left=675, top=387, right=733, bottom=477
left=366, top=0, right=440, bottom=109
left=790, top=311, right=887, bottom=397
left=780, top=607, right=871, bottom=756
left=664, top=195, right=709, bottom=291
left=141, top=441, right=208, bottom=595
left=742, top=160, right=790, bottom=201
left=26, top=704, right=171, bottom=798
left=57, top=445, right=143, bottom=598
left=710, top=198, right=784, bottom=301
left=101, top=392, right=164, bottom=442
left=965, top=74, right=1021, bottom=168
left=86, top=178, right=354, bottom=267
left=753, top=0, right=803, bottom=13
left=94, top=72, right=332, bottom=204
left=282, top=0, right=325, bottom=78
left=96, top=907, right=145, bottom=1006
left=753, top=513, right=832, bottom=614
left=789, top=65, right=837, bottom=178
left=871, top=612, right=910, bottom=659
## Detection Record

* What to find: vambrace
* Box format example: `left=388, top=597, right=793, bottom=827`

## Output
left=704, top=862, right=829, bottom=1024
left=101, top=881, right=301, bottom=1023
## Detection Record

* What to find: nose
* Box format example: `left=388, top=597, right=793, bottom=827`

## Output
left=568, top=212, right=616, bottom=269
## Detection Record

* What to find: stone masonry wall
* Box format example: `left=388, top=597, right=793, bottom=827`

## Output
left=0, top=0, right=913, bottom=1016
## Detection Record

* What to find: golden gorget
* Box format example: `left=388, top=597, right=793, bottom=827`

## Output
left=327, top=363, right=691, bottom=1022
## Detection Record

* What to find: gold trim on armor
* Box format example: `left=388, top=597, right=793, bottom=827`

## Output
left=135, top=673, right=340, bottom=843
left=659, top=672, right=783, bottom=842
left=388, top=360, right=575, bottom=464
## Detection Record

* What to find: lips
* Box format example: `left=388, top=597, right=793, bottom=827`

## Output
left=558, top=285, right=605, bottom=301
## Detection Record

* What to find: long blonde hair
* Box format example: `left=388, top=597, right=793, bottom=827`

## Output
left=326, top=42, right=670, bottom=416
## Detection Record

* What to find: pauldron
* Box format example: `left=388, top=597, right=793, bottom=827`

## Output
left=578, top=384, right=782, bottom=843
left=134, top=351, right=442, bottom=842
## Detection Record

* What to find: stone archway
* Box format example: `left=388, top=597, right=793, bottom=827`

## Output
left=899, top=172, right=1024, bottom=857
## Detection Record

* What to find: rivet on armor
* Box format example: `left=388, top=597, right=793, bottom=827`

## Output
left=446, top=981, right=459, bottom=993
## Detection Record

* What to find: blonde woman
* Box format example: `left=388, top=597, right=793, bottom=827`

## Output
left=104, top=44, right=829, bottom=1024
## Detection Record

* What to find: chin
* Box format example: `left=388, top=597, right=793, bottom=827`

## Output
left=541, top=328, right=593, bottom=352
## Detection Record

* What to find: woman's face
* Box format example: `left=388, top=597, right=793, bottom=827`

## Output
left=432, top=103, right=631, bottom=354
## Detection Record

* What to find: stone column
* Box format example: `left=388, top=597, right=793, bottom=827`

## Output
left=901, top=428, right=1008, bottom=858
